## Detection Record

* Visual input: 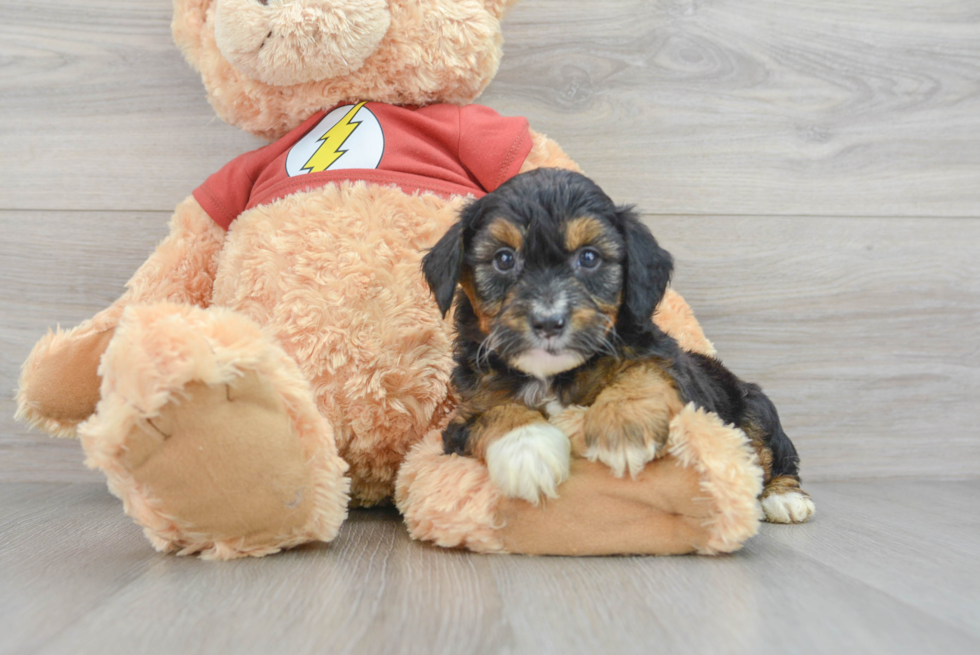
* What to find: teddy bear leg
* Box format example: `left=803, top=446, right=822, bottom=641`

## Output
left=79, top=302, right=350, bottom=559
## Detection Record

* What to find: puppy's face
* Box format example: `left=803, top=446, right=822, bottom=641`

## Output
left=423, top=168, right=673, bottom=378
left=462, top=208, right=623, bottom=377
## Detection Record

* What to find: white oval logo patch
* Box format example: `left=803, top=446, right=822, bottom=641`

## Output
left=285, top=102, right=385, bottom=177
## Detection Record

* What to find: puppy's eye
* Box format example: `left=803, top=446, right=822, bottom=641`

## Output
left=493, top=248, right=516, bottom=272
left=577, top=248, right=601, bottom=269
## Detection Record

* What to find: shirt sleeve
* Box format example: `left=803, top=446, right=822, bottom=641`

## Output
left=457, top=105, right=533, bottom=193
left=191, top=146, right=272, bottom=231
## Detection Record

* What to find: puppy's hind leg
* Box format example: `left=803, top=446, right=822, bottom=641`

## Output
left=761, top=476, right=815, bottom=524
left=742, top=383, right=815, bottom=524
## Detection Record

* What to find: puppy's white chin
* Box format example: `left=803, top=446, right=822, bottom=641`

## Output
left=511, top=349, right=585, bottom=379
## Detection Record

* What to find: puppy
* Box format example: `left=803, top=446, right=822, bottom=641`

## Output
left=422, top=168, right=814, bottom=524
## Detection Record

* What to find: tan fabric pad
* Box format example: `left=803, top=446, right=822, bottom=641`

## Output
left=23, top=329, right=114, bottom=423
left=119, top=371, right=315, bottom=546
left=496, top=456, right=712, bottom=556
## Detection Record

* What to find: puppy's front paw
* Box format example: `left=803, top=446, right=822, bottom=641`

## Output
left=485, top=423, right=571, bottom=504
left=583, top=411, right=667, bottom=478
left=582, top=374, right=677, bottom=478
left=761, top=491, right=816, bottom=524
left=584, top=439, right=659, bottom=479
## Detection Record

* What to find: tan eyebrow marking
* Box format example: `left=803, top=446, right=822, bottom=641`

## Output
left=565, top=216, right=605, bottom=251
left=487, top=218, right=524, bottom=251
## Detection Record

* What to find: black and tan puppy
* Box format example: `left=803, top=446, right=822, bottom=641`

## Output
left=422, top=168, right=814, bottom=523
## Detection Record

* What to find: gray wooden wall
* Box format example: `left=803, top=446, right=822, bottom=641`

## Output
left=2, top=0, right=978, bottom=483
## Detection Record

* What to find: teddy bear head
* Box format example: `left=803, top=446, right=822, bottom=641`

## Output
left=174, top=0, right=518, bottom=140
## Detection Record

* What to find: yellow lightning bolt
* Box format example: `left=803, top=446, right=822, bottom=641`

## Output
left=302, top=102, right=366, bottom=173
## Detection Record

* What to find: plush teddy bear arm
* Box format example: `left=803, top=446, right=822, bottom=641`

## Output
left=655, top=288, right=716, bottom=357
left=518, top=129, right=584, bottom=175
left=397, top=403, right=763, bottom=555
left=16, top=196, right=225, bottom=437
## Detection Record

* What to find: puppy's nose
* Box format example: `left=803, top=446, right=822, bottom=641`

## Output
left=530, top=312, right=567, bottom=338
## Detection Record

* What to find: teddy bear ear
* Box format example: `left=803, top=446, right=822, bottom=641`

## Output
left=172, top=0, right=214, bottom=68
left=485, top=0, right=521, bottom=18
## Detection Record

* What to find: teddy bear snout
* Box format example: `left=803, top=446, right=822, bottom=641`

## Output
left=214, top=0, right=391, bottom=86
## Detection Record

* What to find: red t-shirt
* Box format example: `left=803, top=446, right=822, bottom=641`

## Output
left=193, top=102, right=533, bottom=230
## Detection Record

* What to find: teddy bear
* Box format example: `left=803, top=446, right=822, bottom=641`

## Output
left=15, top=0, right=765, bottom=558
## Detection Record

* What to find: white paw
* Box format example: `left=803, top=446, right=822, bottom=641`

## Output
left=585, top=440, right=658, bottom=479
left=485, top=423, right=571, bottom=504
left=761, top=491, right=816, bottom=524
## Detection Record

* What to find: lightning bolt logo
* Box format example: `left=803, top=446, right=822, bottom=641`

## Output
left=302, top=102, right=366, bottom=173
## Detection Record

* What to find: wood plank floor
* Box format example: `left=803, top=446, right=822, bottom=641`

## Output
left=1, top=480, right=978, bottom=655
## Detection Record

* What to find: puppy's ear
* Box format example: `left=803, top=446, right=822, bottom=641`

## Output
left=617, top=206, right=673, bottom=326
left=422, top=221, right=465, bottom=317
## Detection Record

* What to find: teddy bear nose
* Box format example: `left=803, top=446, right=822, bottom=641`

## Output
left=531, top=312, right=567, bottom=339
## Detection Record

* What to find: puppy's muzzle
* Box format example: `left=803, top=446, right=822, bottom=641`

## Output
left=530, top=310, right=568, bottom=339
